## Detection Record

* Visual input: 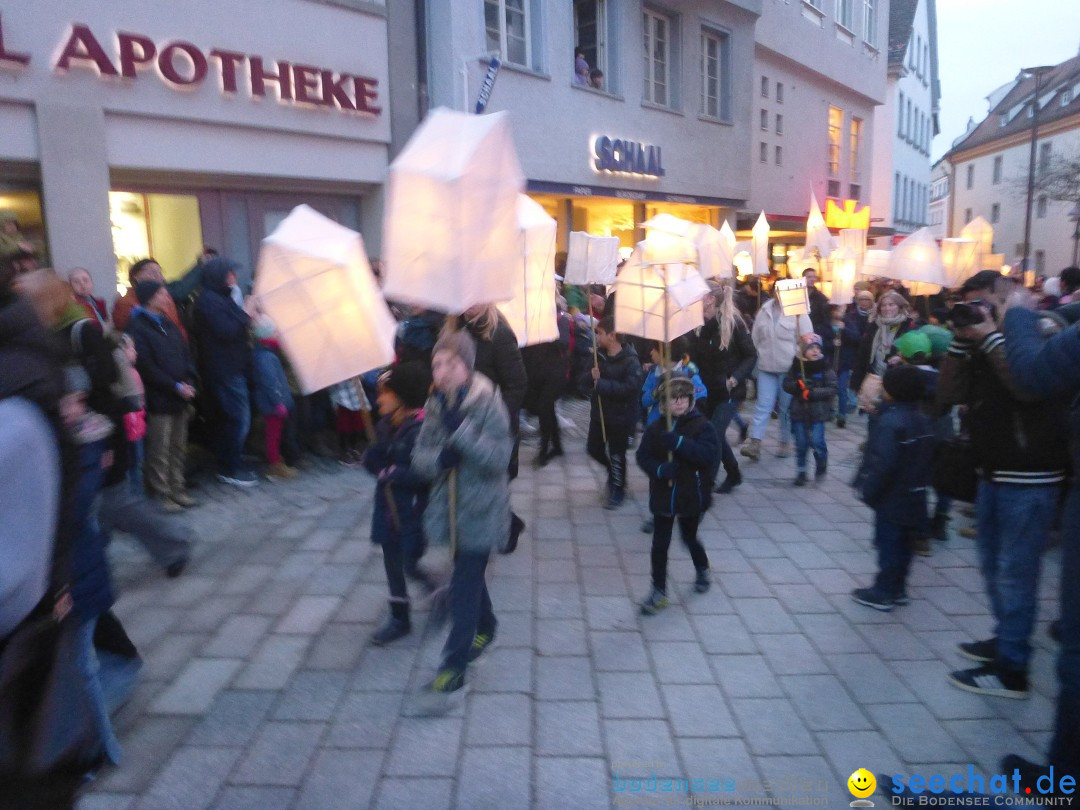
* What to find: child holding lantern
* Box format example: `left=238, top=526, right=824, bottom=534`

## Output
left=782, top=334, right=837, bottom=486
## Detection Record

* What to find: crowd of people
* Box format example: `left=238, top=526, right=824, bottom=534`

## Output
left=1, top=231, right=1078, bottom=801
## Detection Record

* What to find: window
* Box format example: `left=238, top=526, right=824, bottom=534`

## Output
left=836, top=0, right=853, bottom=30
left=923, top=43, right=929, bottom=85
left=775, top=145, right=783, bottom=166
left=992, top=156, right=1002, bottom=184
left=894, top=172, right=901, bottom=218
left=966, top=164, right=974, bottom=190
left=1063, top=89, right=1073, bottom=107
left=776, top=82, right=784, bottom=103
left=574, top=1, right=607, bottom=84
left=849, top=116, right=863, bottom=182
left=965, top=208, right=973, bottom=224
left=1039, top=142, right=1052, bottom=174
left=863, top=0, right=876, bottom=45
left=485, top=0, right=531, bottom=67
left=760, top=109, right=769, bottom=131
left=700, top=28, right=729, bottom=119
left=850, top=182, right=861, bottom=200
left=1035, top=250, right=1046, bottom=274
left=1037, top=196, right=1048, bottom=218
left=898, top=91, right=905, bottom=136
left=991, top=203, right=1000, bottom=224
left=827, top=105, right=843, bottom=177
left=906, top=99, right=912, bottom=140
left=902, top=177, right=909, bottom=222
left=643, top=9, right=671, bottom=106
left=761, top=76, right=769, bottom=98
left=760, top=141, right=768, bottom=163
left=776, top=113, right=783, bottom=135
left=828, top=180, right=841, bottom=198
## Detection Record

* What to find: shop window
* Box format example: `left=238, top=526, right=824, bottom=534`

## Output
left=700, top=27, right=730, bottom=120
left=643, top=8, right=676, bottom=107
left=0, top=187, right=47, bottom=267
left=109, top=191, right=203, bottom=293
left=485, top=0, right=536, bottom=70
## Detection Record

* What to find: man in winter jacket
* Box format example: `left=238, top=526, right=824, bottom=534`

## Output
left=112, top=258, right=187, bottom=340
left=999, top=289, right=1080, bottom=789
left=192, top=257, right=256, bottom=486
left=938, top=288, right=1068, bottom=700
left=744, top=290, right=798, bottom=460
left=838, top=289, right=875, bottom=425
left=127, top=281, right=197, bottom=509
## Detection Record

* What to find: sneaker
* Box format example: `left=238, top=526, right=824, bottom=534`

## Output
left=468, top=631, right=496, bottom=663
left=815, top=465, right=827, bottom=482
left=164, top=558, right=187, bottom=578
left=957, top=638, right=997, bottom=663
left=639, top=588, right=670, bottom=616
left=957, top=526, right=976, bottom=539
left=851, top=587, right=894, bottom=612
left=894, top=592, right=911, bottom=606
left=715, top=471, right=742, bottom=494
left=740, top=438, right=761, bottom=460
left=371, top=616, right=410, bottom=646
left=912, top=536, right=933, bottom=557
left=776, top=442, right=792, bottom=459
left=948, top=663, right=1029, bottom=699
left=793, top=471, right=808, bottom=487
left=424, top=668, right=466, bottom=695
left=266, top=461, right=298, bottom=480
left=217, top=469, right=259, bottom=487
left=694, top=569, right=711, bottom=594
left=159, top=497, right=184, bottom=514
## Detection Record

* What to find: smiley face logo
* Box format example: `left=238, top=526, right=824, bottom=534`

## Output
left=848, top=769, right=876, bottom=798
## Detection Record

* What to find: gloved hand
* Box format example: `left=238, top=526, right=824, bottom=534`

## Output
left=442, top=408, right=464, bottom=434
left=660, top=431, right=682, bottom=451
left=273, top=403, right=289, bottom=417
left=439, top=446, right=462, bottom=469
left=656, top=462, right=678, bottom=480
left=797, top=379, right=810, bottom=401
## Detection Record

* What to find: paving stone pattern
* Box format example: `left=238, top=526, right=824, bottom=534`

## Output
left=82, top=403, right=1064, bottom=808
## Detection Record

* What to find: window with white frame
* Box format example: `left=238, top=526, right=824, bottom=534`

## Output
left=700, top=28, right=729, bottom=119
left=827, top=106, right=843, bottom=178
left=485, top=0, right=531, bottom=67
left=776, top=82, right=784, bottom=103
left=760, top=142, right=768, bottom=163
left=863, top=0, right=876, bottom=45
left=775, top=146, right=783, bottom=166
left=898, top=91, right=905, bottom=136
left=776, top=113, right=783, bottom=135
left=643, top=9, right=671, bottom=106
left=574, top=0, right=607, bottom=84
left=761, top=76, right=769, bottom=98
left=836, top=0, right=853, bottom=30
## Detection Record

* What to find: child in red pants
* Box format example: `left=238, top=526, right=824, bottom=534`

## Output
left=252, top=317, right=297, bottom=480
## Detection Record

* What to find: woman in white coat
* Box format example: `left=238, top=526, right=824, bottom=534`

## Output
left=743, top=288, right=798, bottom=460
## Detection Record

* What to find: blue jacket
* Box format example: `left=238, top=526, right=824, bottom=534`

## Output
left=854, top=401, right=935, bottom=529
left=364, top=413, right=428, bottom=549
left=636, top=408, right=719, bottom=517
left=839, top=307, right=872, bottom=373
left=642, top=362, right=707, bottom=427
left=192, top=258, right=252, bottom=380
left=252, top=342, right=294, bottom=415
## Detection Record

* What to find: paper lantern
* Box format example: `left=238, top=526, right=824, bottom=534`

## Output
left=254, top=205, right=397, bottom=394
left=733, top=250, right=753, bottom=279
left=640, top=226, right=696, bottom=266
left=828, top=247, right=857, bottom=305
left=862, top=249, right=892, bottom=276
left=565, top=231, right=620, bottom=285
left=805, top=193, right=836, bottom=259
left=642, top=213, right=695, bottom=239
left=774, top=278, right=810, bottom=317
left=941, top=238, right=979, bottom=288
left=983, top=253, right=1006, bottom=271
left=614, top=243, right=705, bottom=342
left=382, top=107, right=524, bottom=312
left=787, top=248, right=819, bottom=278
left=839, top=228, right=867, bottom=276
left=884, top=228, right=946, bottom=289
left=751, top=212, right=771, bottom=276
left=961, top=216, right=994, bottom=259
left=496, top=195, right=559, bottom=347
left=717, top=221, right=736, bottom=278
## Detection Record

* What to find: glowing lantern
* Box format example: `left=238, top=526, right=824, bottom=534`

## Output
left=940, top=238, right=979, bottom=288
left=960, top=216, right=994, bottom=270
left=751, top=212, right=770, bottom=276
left=839, top=228, right=867, bottom=276
left=885, top=228, right=946, bottom=289
left=565, top=231, right=620, bottom=286
left=774, top=278, right=810, bottom=317
left=615, top=242, right=706, bottom=342
left=717, top=221, right=736, bottom=278
left=496, top=195, right=559, bottom=347
left=805, top=193, right=835, bottom=259
left=828, top=247, right=858, bottom=305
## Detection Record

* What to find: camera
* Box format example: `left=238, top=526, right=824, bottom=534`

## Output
left=948, top=300, right=996, bottom=328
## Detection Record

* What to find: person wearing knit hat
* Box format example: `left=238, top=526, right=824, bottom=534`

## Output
left=363, top=361, right=438, bottom=646
left=850, top=361, right=936, bottom=612
left=800, top=332, right=823, bottom=357
left=894, top=331, right=933, bottom=364
left=783, top=331, right=837, bottom=486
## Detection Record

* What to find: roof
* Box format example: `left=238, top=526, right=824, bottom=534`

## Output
left=947, top=53, right=1080, bottom=157
left=887, top=0, right=919, bottom=71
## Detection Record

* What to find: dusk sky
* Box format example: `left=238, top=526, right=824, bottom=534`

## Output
left=933, top=0, right=1080, bottom=160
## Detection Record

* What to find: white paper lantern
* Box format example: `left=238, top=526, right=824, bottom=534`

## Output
left=884, top=228, right=947, bottom=289
left=828, top=247, right=857, bottom=306
left=961, top=216, right=994, bottom=263
left=382, top=107, right=524, bottom=312
left=805, top=193, right=836, bottom=259
left=614, top=243, right=704, bottom=342
left=839, top=228, right=867, bottom=276
left=565, top=231, right=621, bottom=285
left=717, top=221, right=736, bottom=279
left=751, top=212, right=771, bottom=276
left=496, top=195, right=559, bottom=347
left=941, top=238, right=979, bottom=288
left=255, top=205, right=397, bottom=394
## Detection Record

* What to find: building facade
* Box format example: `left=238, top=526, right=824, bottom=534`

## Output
left=928, top=157, right=950, bottom=239
left=424, top=0, right=762, bottom=251
left=0, top=0, right=413, bottom=298
left=745, top=0, right=888, bottom=248
left=945, top=54, right=1080, bottom=275
left=868, top=0, right=939, bottom=238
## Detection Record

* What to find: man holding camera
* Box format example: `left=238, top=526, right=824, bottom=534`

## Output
left=938, top=271, right=1068, bottom=699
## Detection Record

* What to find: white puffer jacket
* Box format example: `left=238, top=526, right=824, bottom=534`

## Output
left=751, top=299, right=799, bottom=374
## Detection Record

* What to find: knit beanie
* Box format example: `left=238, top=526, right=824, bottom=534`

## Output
left=432, top=329, right=476, bottom=371
left=883, top=364, right=925, bottom=402
left=800, top=333, right=823, bottom=357
left=135, top=279, right=163, bottom=306
left=383, top=362, right=432, bottom=409
left=894, top=331, right=932, bottom=362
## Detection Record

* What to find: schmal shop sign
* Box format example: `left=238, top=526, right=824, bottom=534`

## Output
left=593, top=136, right=665, bottom=178
left=0, top=14, right=381, bottom=117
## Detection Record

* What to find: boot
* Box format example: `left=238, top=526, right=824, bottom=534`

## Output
left=549, top=432, right=563, bottom=459
left=604, top=454, right=626, bottom=510
left=372, top=600, right=411, bottom=645
left=715, top=466, right=742, bottom=494
left=535, top=437, right=550, bottom=467
left=930, top=513, right=949, bottom=542
left=740, top=438, right=761, bottom=460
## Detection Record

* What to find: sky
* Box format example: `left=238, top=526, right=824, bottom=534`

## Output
left=932, top=0, right=1080, bottom=161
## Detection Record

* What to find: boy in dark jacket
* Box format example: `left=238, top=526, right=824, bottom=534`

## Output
left=851, top=365, right=936, bottom=612
left=582, top=317, right=642, bottom=509
left=363, top=362, right=435, bottom=645
left=636, top=375, right=719, bottom=614
left=782, top=334, right=837, bottom=486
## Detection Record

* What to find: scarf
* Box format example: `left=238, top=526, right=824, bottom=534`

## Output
left=870, top=313, right=907, bottom=374
left=53, top=300, right=88, bottom=332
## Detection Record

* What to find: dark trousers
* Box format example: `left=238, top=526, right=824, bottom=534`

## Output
left=1051, top=484, right=1080, bottom=773
left=381, top=527, right=428, bottom=602
left=651, top=514, right=708, bottom=592
left=709, top=399, right=740, bottom=480
left=209, top=373, right=251, bottom=474
left=442, top=551, right=496, bottom=673
left=586, top=420, right=630, bottom=494
left=871, top=514, right=914, bottom=599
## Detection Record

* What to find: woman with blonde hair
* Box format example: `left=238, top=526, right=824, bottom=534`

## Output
left=851, top=290, right=918, bottom=395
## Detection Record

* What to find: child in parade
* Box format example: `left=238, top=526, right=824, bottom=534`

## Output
left=851, top=365, right=936, bottom=611
left=251, top=316, right=298, bottom=481
left=641, top=337, right=707, bottom=427
left=411, top=331, right=513, bottom=700
left=636, top=375, right=720, bottom=615
left=782, top=334, right=837, bottom=486
left=363, top=361, right=437, bottom=645
left=582, top=317, right=642, bottom=510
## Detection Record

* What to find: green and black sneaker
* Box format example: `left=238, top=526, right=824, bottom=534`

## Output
left=639, top=588, right=670, bottom=616
left=468, top=631, right=497, bottom=664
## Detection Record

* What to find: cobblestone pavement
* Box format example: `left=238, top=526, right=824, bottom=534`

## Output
left=80, top=401, right=1064, bottom=809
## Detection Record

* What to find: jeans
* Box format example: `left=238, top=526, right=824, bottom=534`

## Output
left=76, top=616, right=128, bottom=765
left=126, top=438, right=144, bottom=495
left=751, top=371, right=792, bottom=445
left=651, top=514, right=708, bottom=592
left=871, top=514, right=914, bottom=599
left=975, top=481, right=1058, bottom=670
left=709, top=399, right=740, bottom=480
left=791, top=421, right=827, bottom=474
left=836, top=368, right=853, bottom=417
left=210, top=374, right=251, bottom=475
left=442, top=551, right=496, bottom=673
left=1050, top=484, right=1080, bottom=772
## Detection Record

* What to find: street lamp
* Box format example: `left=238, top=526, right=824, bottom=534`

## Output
left=1021, top=65, right=1055, bottom=276
left=1069, top=202, right=1080, bottom=267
